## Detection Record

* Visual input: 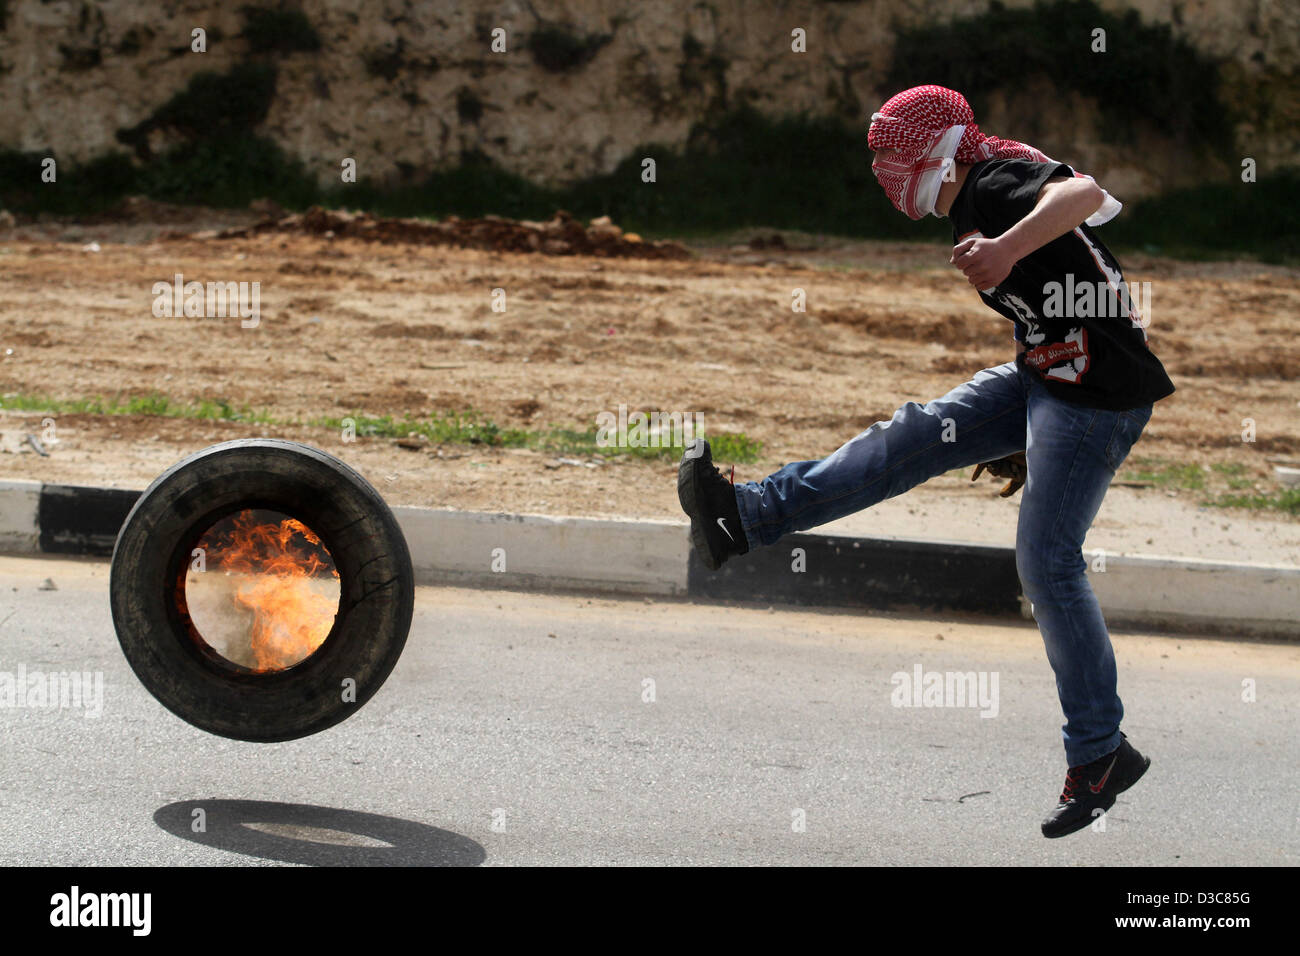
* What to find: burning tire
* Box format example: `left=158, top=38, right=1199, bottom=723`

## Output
left=110, top=439, right=414, bottom=742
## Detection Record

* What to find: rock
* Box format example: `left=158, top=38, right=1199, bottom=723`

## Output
left=587, top=215, right=622, bottom=240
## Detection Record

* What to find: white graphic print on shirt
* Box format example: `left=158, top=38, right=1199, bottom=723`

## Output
left=989, top=289, right=1089, bottom=383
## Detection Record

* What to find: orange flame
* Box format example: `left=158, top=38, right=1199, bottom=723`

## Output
left=196, top=511, right=340, bottom=671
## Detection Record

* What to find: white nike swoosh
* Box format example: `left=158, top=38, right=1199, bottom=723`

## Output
left=716, top=517, right=734, bottom=542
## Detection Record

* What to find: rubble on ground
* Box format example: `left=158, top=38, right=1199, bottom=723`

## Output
left=208, top=207, right=691, bottom=260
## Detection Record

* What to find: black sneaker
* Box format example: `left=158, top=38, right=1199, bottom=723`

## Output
left=677, top=438, right=748, bottom=570
left=1041, top=732, right=1150, bottom=838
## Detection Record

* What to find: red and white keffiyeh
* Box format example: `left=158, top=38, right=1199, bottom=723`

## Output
left=867, top=85, right=1120, bottom=224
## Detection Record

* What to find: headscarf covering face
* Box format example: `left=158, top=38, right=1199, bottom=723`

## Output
left=867, top=85, right=1120, bottom=224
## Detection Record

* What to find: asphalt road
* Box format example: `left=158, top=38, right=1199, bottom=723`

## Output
left=1, top=554, right=1296, bottom=866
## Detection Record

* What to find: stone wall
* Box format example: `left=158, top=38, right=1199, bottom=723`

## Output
left=0, top=0, right=1294, bottom=199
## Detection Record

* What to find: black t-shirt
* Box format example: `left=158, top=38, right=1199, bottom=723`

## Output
left=947, top=158, right=1175, bottom=411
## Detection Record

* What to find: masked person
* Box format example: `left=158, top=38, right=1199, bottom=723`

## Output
left=678, top=85, right=1174, bottom=839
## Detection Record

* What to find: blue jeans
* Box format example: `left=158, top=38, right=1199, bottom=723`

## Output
left=733, top=361, right=1152, bottom=766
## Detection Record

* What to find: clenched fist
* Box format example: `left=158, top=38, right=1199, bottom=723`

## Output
left=950, top=235, right=1017, bottom=291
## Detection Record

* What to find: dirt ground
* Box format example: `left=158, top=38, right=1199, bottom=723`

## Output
left=2, top=207, right=1298, bottom=565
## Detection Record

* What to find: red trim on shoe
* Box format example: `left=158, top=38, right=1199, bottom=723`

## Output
left=1060, top=768, right=1081, bottom=804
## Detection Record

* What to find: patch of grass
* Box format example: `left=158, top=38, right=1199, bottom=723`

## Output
left=1210, top=462, right=1254, bottom=490
left=1208, top=488, right=1300, bottom=515
left=523, top=426, right=601, bottom=458
left=1119, top=455, right=1299, bottom=514
left=3, top=391, right=766, bottom=462
left=0, top=135, right=319, bottom=214
left=328, top=149, right=559, bottom=220
left=1102, top=168, right=1300, bottom=264
left=140, top=134, right=320, bottom=209
left=311, top=411, right=501, bottom=444
left=709, top=432, right=764, bottom=464
left=0, top=392, right=272, bottom=422
left=0, top=150, right=138, bottom=215
left=1125, top=458, right=1207, bottom=491
left=316, top=410, right=763, bottom=463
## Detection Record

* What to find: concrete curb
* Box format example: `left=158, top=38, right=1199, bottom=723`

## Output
left=1, top=479, right=1296, bottom=639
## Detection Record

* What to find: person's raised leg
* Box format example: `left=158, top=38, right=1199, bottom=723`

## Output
left=736, top=362, right=1029, bottom=549
left=677, top=362, right=1030, bottom=570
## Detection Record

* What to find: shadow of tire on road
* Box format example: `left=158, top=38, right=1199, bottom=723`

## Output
left=154, top=799, right=485, bottom=866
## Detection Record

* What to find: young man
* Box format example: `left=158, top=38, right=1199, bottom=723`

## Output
left=678, top=85, right=1175, bottom=839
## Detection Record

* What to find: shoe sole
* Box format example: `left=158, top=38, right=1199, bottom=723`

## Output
left=677, top=442, right=722, bottom=571
left=1041, top=755, right=1151, bottom=839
